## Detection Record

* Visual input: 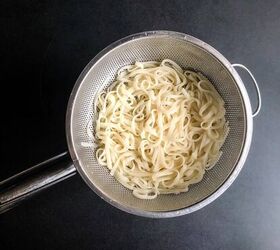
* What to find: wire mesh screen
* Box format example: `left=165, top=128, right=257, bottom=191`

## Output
left=70, top=34, right=246, bottom=212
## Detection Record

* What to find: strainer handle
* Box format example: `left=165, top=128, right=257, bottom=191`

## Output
left=0, top=152, right=76, bottom=214
left=232, top=64, right=262, bottom=117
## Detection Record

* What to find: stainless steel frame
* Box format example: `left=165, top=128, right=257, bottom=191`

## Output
left=0, top=31, right=261, bottom=217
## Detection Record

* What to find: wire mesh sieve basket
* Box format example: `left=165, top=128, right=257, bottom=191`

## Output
left=66, top=31, right=261, bottom=217
left=0, top=31, right=261, bottom=217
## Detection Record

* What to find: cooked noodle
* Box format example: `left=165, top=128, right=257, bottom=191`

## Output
left=94, top=59, right=229, bottom=199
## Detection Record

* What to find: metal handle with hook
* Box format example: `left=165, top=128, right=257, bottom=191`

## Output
left=232, top=64, right=262, bottom=117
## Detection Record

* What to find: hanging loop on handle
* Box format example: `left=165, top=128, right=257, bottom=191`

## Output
left=232, top=64, right=261, bottom=117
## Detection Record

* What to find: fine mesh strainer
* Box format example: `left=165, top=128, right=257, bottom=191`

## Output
left=0, top=31, right=261, bottom=217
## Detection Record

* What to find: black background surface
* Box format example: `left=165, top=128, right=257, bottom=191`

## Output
left=1, top=1, right=280, bottom=249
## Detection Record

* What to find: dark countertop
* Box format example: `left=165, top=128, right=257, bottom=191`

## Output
left=1, top=1, right=280, bottom=249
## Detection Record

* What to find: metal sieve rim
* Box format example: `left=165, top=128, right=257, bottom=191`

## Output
left=66, top=31, right=253, bottom=218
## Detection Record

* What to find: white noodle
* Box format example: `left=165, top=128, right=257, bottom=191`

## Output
left=94, top=59, right=229, bottom=199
